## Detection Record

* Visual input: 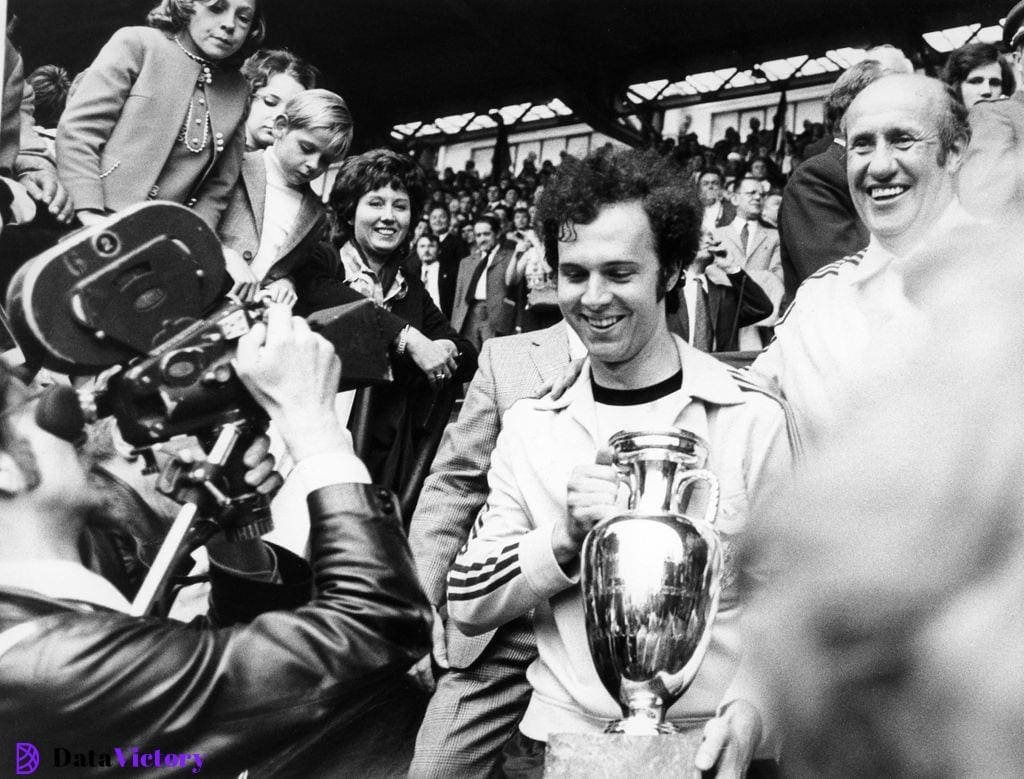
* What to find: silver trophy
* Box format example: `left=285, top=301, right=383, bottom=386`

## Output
left=581, top=429, right=723, bottom=735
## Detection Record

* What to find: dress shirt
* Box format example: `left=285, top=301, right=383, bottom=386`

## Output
left=682, top=269, right=709, bottom=346
left=702, top=201, right=723, bottom=232
left=250, top=148, right=304, bottom=281
left=474, top=246, right=499, bottom=301
left=421, top=260, right=442, bottom=310
left=731, top=216, right=759, bottom=255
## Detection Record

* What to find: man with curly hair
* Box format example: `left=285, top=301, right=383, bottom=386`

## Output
left=446, top=147, right=794, bottom=777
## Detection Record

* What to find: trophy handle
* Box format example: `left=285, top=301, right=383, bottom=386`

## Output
left=674, top=468, right=720, bottom=527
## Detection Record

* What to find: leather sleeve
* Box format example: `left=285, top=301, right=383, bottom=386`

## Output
left=727, top=269, right=774, bottom=327
left=0, top=483, right=432, bottom=769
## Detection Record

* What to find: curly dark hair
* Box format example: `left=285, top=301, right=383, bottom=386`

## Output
left=329, top=149, right=428, bottom=252
left=940, top=42, right=1016, bottom=102
left=147, top=0, right=267, bottom=67
left=534, top=146, right=701, bottom=285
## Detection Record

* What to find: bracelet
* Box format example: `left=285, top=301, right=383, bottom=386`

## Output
left=396, top=324, right=411, bottom=356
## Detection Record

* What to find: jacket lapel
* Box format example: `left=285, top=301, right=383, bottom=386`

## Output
left=529, top=323, right=573, bottom=382
left=242, top=153, right=267, bottom=236
left=746, top=228, right=768, bottom=258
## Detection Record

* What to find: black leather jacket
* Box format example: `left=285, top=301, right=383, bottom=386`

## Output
left=0, top=483, right=432, bottom=775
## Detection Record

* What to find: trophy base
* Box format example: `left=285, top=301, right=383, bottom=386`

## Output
left=545, top=731, right=704, bottom=778
left=604, top=718, right=678, bottom=736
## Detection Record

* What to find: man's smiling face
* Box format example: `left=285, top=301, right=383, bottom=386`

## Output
left=557, top=201, right=676, bottom=377
left=845, top=77, right=963, bottom=252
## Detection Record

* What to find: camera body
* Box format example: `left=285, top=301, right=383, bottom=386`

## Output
left=6, top=202, right=390, bottom=445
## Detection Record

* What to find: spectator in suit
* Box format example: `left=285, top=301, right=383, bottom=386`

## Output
left=713, top=176, right=784, bottom=349
left=407, top=322, right=579, bottom=778
left=958, top=2, right=1024, bottom=220
left=667, top=228, right=774, bottom=353
left=698, top=166, right=735, bottom=232
left=451, top=214, right=516, bottom=351
left=779, top=59, right=896, bottom=299
left=218, top=88, right=352, bottom=305
left=240, top=48, right=321, bottom=151
left=413, top=233, right=458, bottom=319
left=427, top=205, right=465, bottom=308
left=940, top=41, right=1015, bottom=108
left=57, top=0, right=266, bottom=230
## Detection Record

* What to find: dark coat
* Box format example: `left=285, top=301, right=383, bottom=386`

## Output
left=0, top=484, right=430, bottom=772
left=294, top=243, right=478, bottom=492
left=779, top=141, right=868, bottom=300
left=666, top=268, right=774, bottom=352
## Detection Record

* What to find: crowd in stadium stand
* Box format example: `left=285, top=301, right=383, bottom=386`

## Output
left=2, top=0, right=1024, bottom=776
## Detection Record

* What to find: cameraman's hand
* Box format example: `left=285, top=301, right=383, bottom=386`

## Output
left=406, top=329, right=459, bottom=386
left=258, top=278, right=297, bottom=307
left=553, top=447, right=618, bottom=564
left=224, top=247, right=259, bottom=302
left=204, top=434, right=283, bottom=573
left=234, top=304, right=348, bottom=461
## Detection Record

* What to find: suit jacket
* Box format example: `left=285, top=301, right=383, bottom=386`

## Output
left=56, top=27, right=247, bottom=228
left=666, top=269, right=773, bottom=352
left=779, top=140, right=868, bottom=299
left=218, top=150, right=326, bottom=283
left=450, top=244, right=514, bottom=334
left=407, top=323, right=573, bottom=668
left=959, top=92, right=1024, bottom=219
left=403, top=251, right=460, bottom=320
left=705, top=199, right=736, bottom=228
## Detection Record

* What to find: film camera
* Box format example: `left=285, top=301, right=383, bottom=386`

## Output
left=4, top=202, right=391, bottom=614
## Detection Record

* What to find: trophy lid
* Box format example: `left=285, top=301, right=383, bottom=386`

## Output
left=608, top=428, right=709, bottom=461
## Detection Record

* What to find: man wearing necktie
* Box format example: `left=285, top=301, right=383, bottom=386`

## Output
left=712, top=177, right=784, bottom=349
left=415, top=232, right=458, bottom=319
left=450, top=215, right=515, bottom=350
left=666, top=228, right=774, bottom=353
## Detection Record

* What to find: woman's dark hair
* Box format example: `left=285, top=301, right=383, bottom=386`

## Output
left=329, top=149, right=428, bottom=251
left=147, top=0, right=267, bottom=67
left=240, top=48, right=321, bottom=95
left=535, top=146, right=701, bottom=289
left=940, top=42, right=1016, bottom=100
left=26, top=65, right=72, bottom=129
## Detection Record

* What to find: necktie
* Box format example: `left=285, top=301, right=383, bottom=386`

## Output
left=422, top=265, right=430, bottom=283
left=692, top=282, right=713, bottom=352
left=740, top=222, right=750, bottom=256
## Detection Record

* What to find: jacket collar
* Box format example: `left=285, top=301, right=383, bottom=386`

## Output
left=535, top=334, right=744, bottom=440
left=0, top=560, right=131, bottom=614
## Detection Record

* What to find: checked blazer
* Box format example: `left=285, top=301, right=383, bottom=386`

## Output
left=408, top=322, right=573, bottom=668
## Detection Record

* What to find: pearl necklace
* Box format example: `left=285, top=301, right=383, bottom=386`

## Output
left=173, top=36, right=223, bottom=155
left=174, top=35, right=213, bottom=85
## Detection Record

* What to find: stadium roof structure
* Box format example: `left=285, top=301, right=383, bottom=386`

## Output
left=9, top=0, right=1012, bottom=148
